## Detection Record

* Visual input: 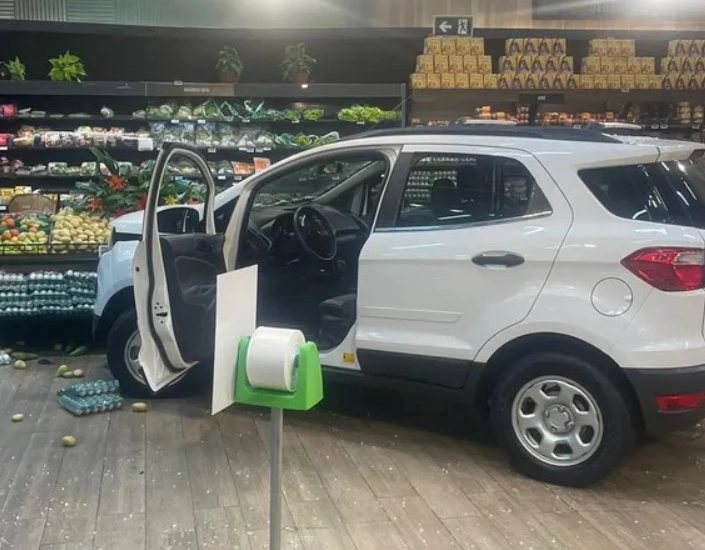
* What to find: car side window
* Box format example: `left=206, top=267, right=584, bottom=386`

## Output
left=395, top=154, right=551, bottom=228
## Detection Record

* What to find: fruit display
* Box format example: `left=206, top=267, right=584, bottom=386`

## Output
left=0, top=212, right=50, bottom=254
left=0, top=270, right=97, bottom=317
left=49, top=208, right=111, bottom=253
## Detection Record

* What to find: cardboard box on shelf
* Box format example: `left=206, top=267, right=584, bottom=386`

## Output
left=468, top=38, right=484, bottom=55
left=688, top=74, right=701, bottom=89
left=538, top=38, right=554, bottom=55
left=607, top=74, right=622, bottom=89
left=416, top=55, right=434, bottom=73
left=579, top=74, right=595, bottom=89
left=689, top=40, right=704, bottom=56
left=627, top=57, right=641, bottom=74
left=483, top=74, right=498, bottom=88
left=516, top=55, right=531, bottom=73
left=696, top=58, right=705, bottom=74
left=424, top=36, right=442, bottom=55
left=478, top=55, right=493, bottom=73
left=526, top=74, right=541, bottom=89
left=441, top=37, right=457, bottom=55
left=441, top=73, right=456, bottom=89
left=499, top=56, right=517, bottom=73
left=606, top=39, right=621, bottom=57
left=581, top=56, right=600, bottom=74
left=620, top=39, right=636, bottom=57
left=589, top=39, right=607, bottom=56
left=410, top=73, right=427, bottom=89
left=662, top=74, right=679, bottom=89
left=531, top=56, right=546, bottom=73
left=682, top=57, right=696, bottom=73
left=635, top=74, right=650, bottom=89
left=469, top=74, right=485, bottom=89
left=463, top=55, right=478, bottom=73
left=649, top=74, right=665, bottom=89
left=558, top=56, right=573, bottom=73
left=546, top=56, right=561, bottom=73
left=455, top=74, right=470, bottom=88
left=600, top=57, right=615, bottom=75
left=675, top=73, right=690, bottom=89
left=614, top=57, right=628, bottom=74
left=552, top=73, right=570, bottom=90
left=449, top=55, right=464, bottom=73
left=538, top=73, right=553, bottom=89
left=621, top=74, right=636, bottom=89
left=426, top=73, right=441, bottom=89
left=594, top=75, right=609, bottom=89
left=506, top=38, right=523, bottom=55
left=640, top=57, right=655, bottom=74
left=512, top=74, right=527, bottom=89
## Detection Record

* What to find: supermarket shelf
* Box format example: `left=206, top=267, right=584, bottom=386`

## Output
left=0, top=253, right=99, bottom=271
left=0, top=311, right=93, bottom=321
left=0, top=81, right=405, bottom=100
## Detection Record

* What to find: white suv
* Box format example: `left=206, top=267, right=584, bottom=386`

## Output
left=95, top=127, right=705, bottom=487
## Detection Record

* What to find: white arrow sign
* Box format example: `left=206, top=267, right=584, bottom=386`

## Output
left=438, top=20, right=452, bottom=33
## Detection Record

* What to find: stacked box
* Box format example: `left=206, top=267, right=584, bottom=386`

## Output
left=411, top=37, right=492, bottom=89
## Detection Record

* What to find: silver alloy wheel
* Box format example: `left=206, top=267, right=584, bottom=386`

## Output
left=123, top=330, right=144, bottom=382
left=511, top=376, right=604, bottom=467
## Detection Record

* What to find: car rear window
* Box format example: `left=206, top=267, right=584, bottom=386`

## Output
left=578, top=158, right=705, bottom=229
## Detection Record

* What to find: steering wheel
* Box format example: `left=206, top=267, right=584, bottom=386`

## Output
left=292, top=205, right=338, bottom=261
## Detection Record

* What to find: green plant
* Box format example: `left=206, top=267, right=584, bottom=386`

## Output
left=216, top=46, right=244, bottom=80
left=7, top=57, right=25, bottom=81
left=281, top=43, right=316, bottom=83
left=48, top=51, right=87, bottom=82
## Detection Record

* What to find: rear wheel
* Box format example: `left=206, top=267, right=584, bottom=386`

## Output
left=106, top=309, right=198, bottom=398
left=491, top=352, right=634, bottom=487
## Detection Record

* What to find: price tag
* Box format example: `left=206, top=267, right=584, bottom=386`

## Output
left=246, top=146, right=255, bottom=153
left=573, top=124, right=582, bottom=129
left=0, top=146, right=7, bottom=151
left=693, top=124, right=701, bottom=130
left=262, top=147, right=272, bottom=151
left=197, top=119, right=206, bottom=125
left=170, top=119, right=179, bottom=124
left=174, top=80, right=183, bottom=86
left=207, top=147, right=216, bottom=153
left=217, top=175, right=226, bottom=180
left=291, top=120, right=299, bottom=124
left=651, top=124, right=659, bottom=130
left=660, top=124, right=668, bottom=129
left=356, top=121, right=365, bottom=125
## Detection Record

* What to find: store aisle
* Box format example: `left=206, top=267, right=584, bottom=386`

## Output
left=0, top=354, right=704, bottom=550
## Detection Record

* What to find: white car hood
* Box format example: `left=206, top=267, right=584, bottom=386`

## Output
left=110, top=182, right=245, bottom=235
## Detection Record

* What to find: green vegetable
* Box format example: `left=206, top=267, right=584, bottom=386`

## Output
left=57, top=365, right=70, bottom=377
left=285, top=110, right=301, bottom=123
left=10, top=352, right=38, bottom=361
left=303, top=109, right=324, bottom=121
left=69, top=346, right=88, bottom=357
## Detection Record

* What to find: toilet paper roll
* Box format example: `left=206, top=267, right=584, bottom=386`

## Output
left=245, top=327, right=305, bottom=392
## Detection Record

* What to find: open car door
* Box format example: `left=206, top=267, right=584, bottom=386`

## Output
left=133, top=143, right=222, bottom=392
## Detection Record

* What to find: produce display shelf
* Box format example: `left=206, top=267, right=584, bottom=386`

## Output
left=0, top=253, right=99, bottom=271
left=0, top=311, right=92, bottom=321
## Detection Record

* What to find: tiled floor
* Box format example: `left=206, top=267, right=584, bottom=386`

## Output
left=1, top=354, right=705, bottom=549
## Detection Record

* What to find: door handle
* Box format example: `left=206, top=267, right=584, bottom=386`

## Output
left=472, top=251, right=524, bottom=268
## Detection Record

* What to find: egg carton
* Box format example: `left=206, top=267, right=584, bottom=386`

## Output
left=58, top=393, right=125, bottom=416
left=58, top=379, right=121, bottom=398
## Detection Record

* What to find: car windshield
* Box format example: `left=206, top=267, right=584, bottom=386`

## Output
left=252, top=160, right=374, bottom=210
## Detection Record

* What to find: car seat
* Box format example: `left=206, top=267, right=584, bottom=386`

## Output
left=319, top=293, right=356, bottom=349
left=456, top=164, right=494, bottom=220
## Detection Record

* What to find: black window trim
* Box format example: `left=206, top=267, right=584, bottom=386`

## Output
left=374, top=150, right=553, bottom=233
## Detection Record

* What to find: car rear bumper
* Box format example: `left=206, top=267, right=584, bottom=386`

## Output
left=624, top=364, right=705, bottom=436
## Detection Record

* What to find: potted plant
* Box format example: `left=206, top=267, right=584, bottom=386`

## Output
left=48, top=51, right=87, bottom=82
left=216, top=46, right=244, bottom=83
left=281, top=43, right=316, bottom=84
left=7, top=57, right=25, bottom=81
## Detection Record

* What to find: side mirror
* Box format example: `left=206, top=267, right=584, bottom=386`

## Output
left=157, top=206, right=200, bottom=234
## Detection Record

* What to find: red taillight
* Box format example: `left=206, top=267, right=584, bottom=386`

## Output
left=655, top=392, right=705, bottom=412
left=621, top=247, right=705, bottom=292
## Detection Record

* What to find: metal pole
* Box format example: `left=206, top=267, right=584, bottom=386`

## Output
left=269, top=407, right=283, bottom=550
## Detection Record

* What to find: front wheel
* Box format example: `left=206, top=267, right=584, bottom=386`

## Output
left=106, top=309, right=199, bottom=398
left=491, top=352, right=634, bottom=487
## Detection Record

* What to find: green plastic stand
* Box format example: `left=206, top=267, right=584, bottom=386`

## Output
left=234, top=336, right=323, bottom=411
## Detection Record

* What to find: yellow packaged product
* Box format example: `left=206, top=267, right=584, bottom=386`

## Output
left=416, top=55, right=434, bottom=73
left=620, top=39, right=636, bottom=57
left=449, top=55, right=464, bottom=74
left=661, top=57, right=682, bottom=74
left=455, top=74, right=470, bottom=88
left=477, top=55, right=493, bottom=73
left=607, top=75, right=622, bottom=89
left=600, top=57, right=615, bottom=75
left=635, top=74, right=650, bottom=89
left=483, top=74, right=498, bottom=88
left=469, top=74, right=484, bottom=89
left=538, top=38, right=554, bottom=56
left=424, top=36, right=442, bottom=55
left=426, top=73, right=441, bottom=89
left=525, top=74, right=541, bottom=90
left=512, top=74, right=527, bottom=89
left=441, top=37, right=457, bottom=55
left=498, top=74, right=513, bottom=89
left=579, top=74, right=595, bottom=89
left=499, top=56, right=517, bottom=73
left=455, top=37, right=472, bottom=55
left=627, top=57, right=641, bottom=74
left=594, top=75, right=609, bottom=89
left=505, top=38, right=523, bottom=55
left=690, top=40, right=704, bottom=57
left=621, top=74, right=635, bottom=89
left=552, top=38, right=567, bottom=56
left=434, top=55, right=449, bottom=73
left=589, top=39, right=607, bottom=56
left=516, top=55, right=532, bottom=73
left=409, top=73, right=427, bottom=89
left=606, top=39, right=621, bottom=57
left=640, top=57, right=656, bottom=74
left=531, top=56, right=546, bottom=73
left=524, top=38, right=539, bottom=55
left=441, top=73, right=456, bottom=89
left=614, top=57, right=628, bottom=74
left=558, top=56, right=573, bottom=73
left=468, top=38, right=484, bottom=55
left=682, top=57, right=696, bottom=74
left=668, top=40, right=689, bottom=57
left=463, top=55, right=478, bottom=73
left=581, top=56, right=600, bottom=74
left=696, top=57, right=705, bottom=74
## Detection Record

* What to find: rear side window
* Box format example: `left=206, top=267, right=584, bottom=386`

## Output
left=578, top=160, right=705, bottom=229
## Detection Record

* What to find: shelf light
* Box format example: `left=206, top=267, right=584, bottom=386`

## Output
left=300, top=83, right=309, bottom=89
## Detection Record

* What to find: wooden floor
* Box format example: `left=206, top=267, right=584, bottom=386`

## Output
left=1, top=355, right=705, bottom=550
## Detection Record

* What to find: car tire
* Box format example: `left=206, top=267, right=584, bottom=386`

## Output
left=491, top=352, right=634, bottom=487
left=106, top=309, right=198, bottom=398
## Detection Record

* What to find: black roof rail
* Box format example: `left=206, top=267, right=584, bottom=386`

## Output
left=343, top=125, right=622, bottom=143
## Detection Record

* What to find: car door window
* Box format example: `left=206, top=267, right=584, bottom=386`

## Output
left=396, top=154, right=552, bottom=228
